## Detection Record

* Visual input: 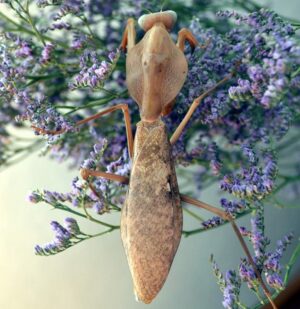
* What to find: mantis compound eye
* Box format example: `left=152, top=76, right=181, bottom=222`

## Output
left=138, top=10, right=177, bottom=32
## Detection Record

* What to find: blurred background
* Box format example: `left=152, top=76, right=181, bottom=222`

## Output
left=0, top=1, right=300, bottom=309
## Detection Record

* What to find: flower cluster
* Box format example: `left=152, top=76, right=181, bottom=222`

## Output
left=168, top=8, right=300, bottom=162
left=35, top=218, right=84, bottom=256
left=70, top=49, right=120, bottom=89
left=28, top=138, right=129, bottom=214
left=16, top=92, right=76, bottom=137
left=211, top=258, right=242, bottom=309
left=212, top=203, right=294, bottom=308
left=220, top=148, right=277, bottom=200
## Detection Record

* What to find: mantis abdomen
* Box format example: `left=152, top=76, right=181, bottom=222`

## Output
left=121, top=119, right=182, bottom=304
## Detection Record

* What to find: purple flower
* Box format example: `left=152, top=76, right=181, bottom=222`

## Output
left=222, top=270, right=241, bottom=309
left=64, top=218, right=81, bottom=235
left=239, top=259, right=258, bottom=289
left=26, top=191, right=41, bottom=203
left=93, top=201, right=104, bottom=214
left=220, top=198, right=248, bottom=216
left=35, top=218, right=83, bottom=256
left=266, top=273, right=284, bottom=290
left=49, top=21, right=71, bottom=31
left=15, top=42, right=32, bottom=58
left=70, top=49, right=120, bottom=89
left=202, top=216, right=224, bottom=229
left=53, top=0, right=85, bottom=20
left=41, top=43, right=55, bottom=64
left=220, top=150, right=277, bottom=199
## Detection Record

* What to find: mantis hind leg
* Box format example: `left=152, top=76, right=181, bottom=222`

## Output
left=80, top=169, right=129, bottom=224
left=180, top=194, right=278, bottom=309
left=80, top=169, right=129, bottom=218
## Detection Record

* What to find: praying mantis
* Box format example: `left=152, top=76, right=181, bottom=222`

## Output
left=34, top=10, right=278, bottom=308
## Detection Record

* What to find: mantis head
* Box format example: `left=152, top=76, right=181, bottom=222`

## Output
left=138, top=10, right=177, bottom=32
left=124, top=10, right=188, bottom=122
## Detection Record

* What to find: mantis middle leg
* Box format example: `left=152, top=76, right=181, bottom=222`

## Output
left=170, top=29, right=233, bottom=145
left=169, top=73, right=233, bottom=145
left=33, top=104, right=134, bottom=159
left=33, top=104, right=134, bottom=188
left=180, top=194, right=278, bottom=309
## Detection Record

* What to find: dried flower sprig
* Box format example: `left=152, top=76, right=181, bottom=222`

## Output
left=35, top=217, right=117, bottom=256
left=0, top=1, right=299, bottom=308
left=211, top=203, right=295, bottom=308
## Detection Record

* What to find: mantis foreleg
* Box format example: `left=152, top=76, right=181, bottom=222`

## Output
left=120, top=18, right=136, bottom=52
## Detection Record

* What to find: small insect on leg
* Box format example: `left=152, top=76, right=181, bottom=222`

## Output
left=169, top=73, right=233, bottom=145
left=120, top=18, right=136, bottom=52
left=180, top=194, right=278, bottom=309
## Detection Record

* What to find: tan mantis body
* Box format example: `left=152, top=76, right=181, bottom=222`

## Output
left=34, top=10, right=277, bottom=308
left=119, top=12, right=276, bottom=306
left=121, top=119, right=182, bottom=303
left=120, top=13, right=187, bottom=303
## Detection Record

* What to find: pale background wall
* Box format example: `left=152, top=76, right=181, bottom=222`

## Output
left=0, top=1, right=299, bottom=309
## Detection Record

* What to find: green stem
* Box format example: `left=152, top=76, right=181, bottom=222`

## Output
left=64, top=96, right=116, bottom=115
left=182, top=209, right=252, bottom=237
left=0, top=11, right=68, bottom=48
left=237, top=301, right=249, bottom=309
left=271, top=174, right=300, bottom=196
left=284, top=241, right=300, bottom=285
left=278, top=174, right=300, bottom=181
left=86, top=227, right=117, bottom=239
left=254, top=287, right=266, bottom=306
left=0, top=139, right=43, bottom=172
left=292, top=67, right=300, bottom=77
left=275, top=134, right=300, bottom=153
left=78, top=15, right=95, bottom=38
left=237, top=301, right=248, bottom=309
left=183, top=206, right=205, bottom=222
left=251, top=241, right=300, bottom=309
left=270, top=196, right=300, bottom=209
left=81, top=198, right=119, bottom=229
left=51, top=202, right=120, bottom=229
left=64, top=90, right=128, bottom=116
left=15, top=0, right=46, bottom=45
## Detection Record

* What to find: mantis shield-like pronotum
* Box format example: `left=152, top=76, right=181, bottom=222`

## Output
left=33, top=10, right=278, bottom=308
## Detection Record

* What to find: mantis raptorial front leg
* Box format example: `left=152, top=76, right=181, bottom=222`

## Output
left=120, top=18, right=136, bottom=52
left=177, top=28, right=210, bottom=52
left=177, top=28, right=199, bottom=52
left=180, top=194, right=278, bottom=309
